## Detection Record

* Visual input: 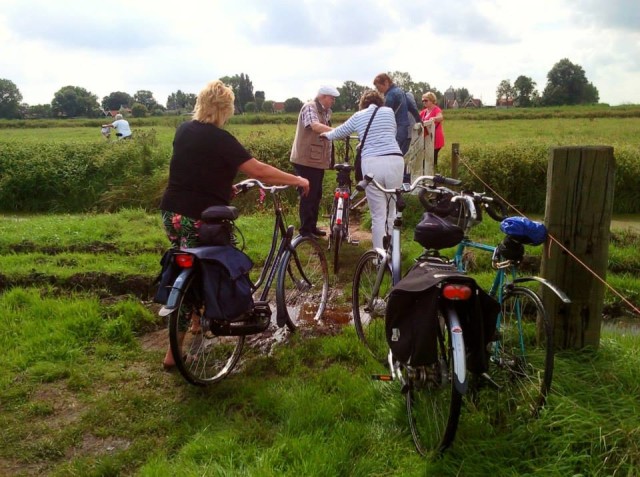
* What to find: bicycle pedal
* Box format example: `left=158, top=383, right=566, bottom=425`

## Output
left=348, top=239, right=360, bottom=246
left=371, top=374, right=393, bottom=382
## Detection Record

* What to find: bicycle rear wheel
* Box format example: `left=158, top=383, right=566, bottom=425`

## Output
left=352, top=250, right=392, bottom=362
left=277, top=235, right=329, bottom=331
left=490, top=286, right=553, bottom=418
left=168, top=274, right=244, bottom=386
left=405, top=311, right=463, bottom=456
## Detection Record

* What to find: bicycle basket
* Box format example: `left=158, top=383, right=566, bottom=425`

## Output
left=414, top=212, right=464, bottom=250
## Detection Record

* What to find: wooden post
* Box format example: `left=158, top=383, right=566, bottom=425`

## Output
left=451, top=143, right=460, bottom=179
left=541, top=146, right=615, bottom=350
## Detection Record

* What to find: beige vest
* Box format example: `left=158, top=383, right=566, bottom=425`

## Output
left=290, top=100, right=332, bottom=169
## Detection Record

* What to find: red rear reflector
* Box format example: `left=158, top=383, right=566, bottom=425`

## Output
left=336, top=218, right=342, bottom=225
left=342, top=192, right=349, bottom=199
left=175, top=254, right=194, bottom=268
left=442, top=284, right=472, bottom=300
left=334, top=191, right=340, bottom=198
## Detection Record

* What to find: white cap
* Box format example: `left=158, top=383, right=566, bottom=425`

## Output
left=317, top=85, right=340, bottom=97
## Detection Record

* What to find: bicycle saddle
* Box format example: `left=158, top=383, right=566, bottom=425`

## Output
left=334, top=163, right=353, bottom=172
left=201, top=205, right=239, bottom=221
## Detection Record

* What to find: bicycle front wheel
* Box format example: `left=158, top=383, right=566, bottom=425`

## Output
left=276, top=235, right=329, bottom=331
left=490, top=286, right=554, bottom=417
left=406, top=311, right=463, bottom=456
left=168, top=274, right=244, bottom=386
left=352, top=250, right=392, bottom=362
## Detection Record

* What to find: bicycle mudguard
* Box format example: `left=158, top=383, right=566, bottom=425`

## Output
left=447, top=306, right=468, bottom=394
left=158, top=268, right=195, bottom=317
left=511, top=276, right=572, bottom=304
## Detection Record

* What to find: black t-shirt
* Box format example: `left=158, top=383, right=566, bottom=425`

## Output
left=160, top=121, right=252, bottom=219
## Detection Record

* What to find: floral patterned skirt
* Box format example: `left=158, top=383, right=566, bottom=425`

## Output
left=161, top=211, right=202, bottom=250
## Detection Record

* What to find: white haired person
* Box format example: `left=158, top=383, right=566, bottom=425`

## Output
left=290, top=85, right=340, bottom=238
left=159, top=79, right=309, bottom=371
left=102, top=113, right=132, bottom=139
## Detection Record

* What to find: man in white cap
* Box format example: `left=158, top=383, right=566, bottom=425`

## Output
left=290, top=85, right=340, bottom=238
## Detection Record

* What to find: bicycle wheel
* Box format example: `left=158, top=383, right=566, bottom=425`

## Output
left=168, top=274, right=244, bottom=386
left=489, top=286, right=553, bottom=417
left=405, top=311, right=463, bottom=456
left=352, top=250, right=392, bottom=362
left=276, top=235, right=329, bottom=331
left=331, top=224, right=342, bottom=274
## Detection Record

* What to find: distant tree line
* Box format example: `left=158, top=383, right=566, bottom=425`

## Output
left=0, top=59, right=602, bottom=119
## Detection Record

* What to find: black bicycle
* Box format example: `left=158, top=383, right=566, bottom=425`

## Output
left=158, top=179, right=329, bottom=386
left=328, top=135, right=360, bottom=274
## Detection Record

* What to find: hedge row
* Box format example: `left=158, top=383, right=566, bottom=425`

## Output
left=0, top=135, right=638, bottom=214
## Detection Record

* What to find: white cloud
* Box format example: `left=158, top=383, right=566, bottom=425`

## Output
left=1, top=0, right=639, bottom=106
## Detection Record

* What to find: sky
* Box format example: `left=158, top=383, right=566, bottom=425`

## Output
left=1, top=0, right=639, bottom=107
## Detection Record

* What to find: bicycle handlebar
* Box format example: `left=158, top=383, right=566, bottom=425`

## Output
left=234, top=178, right=290, bottom=194
left=355, top=173, right=461, bottom=195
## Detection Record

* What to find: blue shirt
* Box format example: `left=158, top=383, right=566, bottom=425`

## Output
left=384, top=84, right=421, bottom=141
left=324, top=105, right=402, bottom=158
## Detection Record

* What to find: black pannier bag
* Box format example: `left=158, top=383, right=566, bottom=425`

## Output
left=385, top=262, right=500, bottom=373
left=199, top=205, right=239, bottom=246
left=153, top=248, right=181, bottom=304
left=413, top=212, right=464, bottom=250
left=186, top=245, right=255, bottom=321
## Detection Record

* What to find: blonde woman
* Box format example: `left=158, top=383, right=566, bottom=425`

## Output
left=159, top=79, right=309, bottom=370
left=420, top=92, right=445, bottom=166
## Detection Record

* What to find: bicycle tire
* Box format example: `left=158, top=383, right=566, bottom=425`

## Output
left=352, top=250, right=392, bottom=362
left=406, top=311, right=463, bottom=456
left=276, top=235, right=329, bottom=331
left=483, top=198, right=509, bottom=222
left=489, top=286, right=554, bottom=418
left=168, top=274, right=244, bottom=386
left=332, top=225, right=342, bottom=274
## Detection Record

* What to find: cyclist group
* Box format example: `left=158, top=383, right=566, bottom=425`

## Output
left=156, top=74, right=565, bottom=456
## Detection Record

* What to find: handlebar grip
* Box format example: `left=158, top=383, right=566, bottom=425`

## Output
left=433, top=174, right=462, bottom=187
left=355, top=174, right=373, bottom=192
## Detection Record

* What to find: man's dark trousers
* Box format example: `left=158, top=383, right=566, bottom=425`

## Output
left=294, top=163, right=324, bottom=235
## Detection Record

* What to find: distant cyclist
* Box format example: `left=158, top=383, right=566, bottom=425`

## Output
left=102, top=113, right=132, bottom=139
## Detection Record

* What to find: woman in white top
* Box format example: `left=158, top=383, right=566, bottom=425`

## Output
left=102, top=113, right=132, bottom=139
left=321, top=90, right=404, bottom=250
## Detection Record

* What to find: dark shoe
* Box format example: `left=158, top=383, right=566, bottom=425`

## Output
left=311, top=228, right=326, bottom=237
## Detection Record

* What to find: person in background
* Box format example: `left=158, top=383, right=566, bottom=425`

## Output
left=405, top=91, right=419, bottom=137
left=100, top=125, right=111, bottom=140
left=102, top=113, right=132, bottom=139
left=320, top=89, right=403, bottom=250
left=159, top=79, right=309, bottom=370
left=420, top=91, right=445, bottom=167
left=290, top=85, right=340, bottom=238
left=372, top=73, right=421, bottom=155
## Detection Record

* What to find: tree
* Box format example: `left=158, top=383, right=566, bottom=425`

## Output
left=254, top=91, right=265, bottom=111
left=131, top=102, right=148, bottom=118
left=25, top=103, right=52, bottom=119
left=496, top=79, right=516, bottom=105
left=52, top=85, right=99, bottom=117
left=0, top=78, right=23, bottom=119
left=284, top=97, right=303, bottom=113
left=513, top=76, right=537, bottom=107
left=102, top=91, right=132, bottom=111
left=336, top=80, right=367, bottom=111
left=244, top=101, right=257, bottom=113
left=219, top=73, right=254, bottom=113
left=542, top=58, right=599, bottom=106
left=387, top=71, right=413, bottom=91
left=133, top=90, right=158, bottom=110
left=454, top=88, right=471, bottom=105
left=262, top=100, right=275, bottom=113
left=166, top=90, right=196, bottom=112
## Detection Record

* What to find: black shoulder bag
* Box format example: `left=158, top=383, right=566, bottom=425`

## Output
left=354, top=106, right=380, bottom=182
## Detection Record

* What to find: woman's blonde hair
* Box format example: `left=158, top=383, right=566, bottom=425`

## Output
left=422, top=91, right=437, bottom=104
left=359, top=89, right=384, bottom=110
left=193, top=80, right=235, bottom=126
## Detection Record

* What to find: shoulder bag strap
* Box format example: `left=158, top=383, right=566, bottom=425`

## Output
left=360, top=106, right=380, bottom=151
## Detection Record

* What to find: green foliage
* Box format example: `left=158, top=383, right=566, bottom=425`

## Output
left=284, top=97, right=303, bottom=113
left=0, top=78, right=23, bottom=119
left=52, top=85, right=100, bottom=118
left=542, top=58, right=599, bottom=106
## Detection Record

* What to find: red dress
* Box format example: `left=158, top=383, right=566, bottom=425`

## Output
left=420, top=106, right=445, bottom=150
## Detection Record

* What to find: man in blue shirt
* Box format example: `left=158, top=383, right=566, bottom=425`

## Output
left=373, top=73, right=421, bottom=155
